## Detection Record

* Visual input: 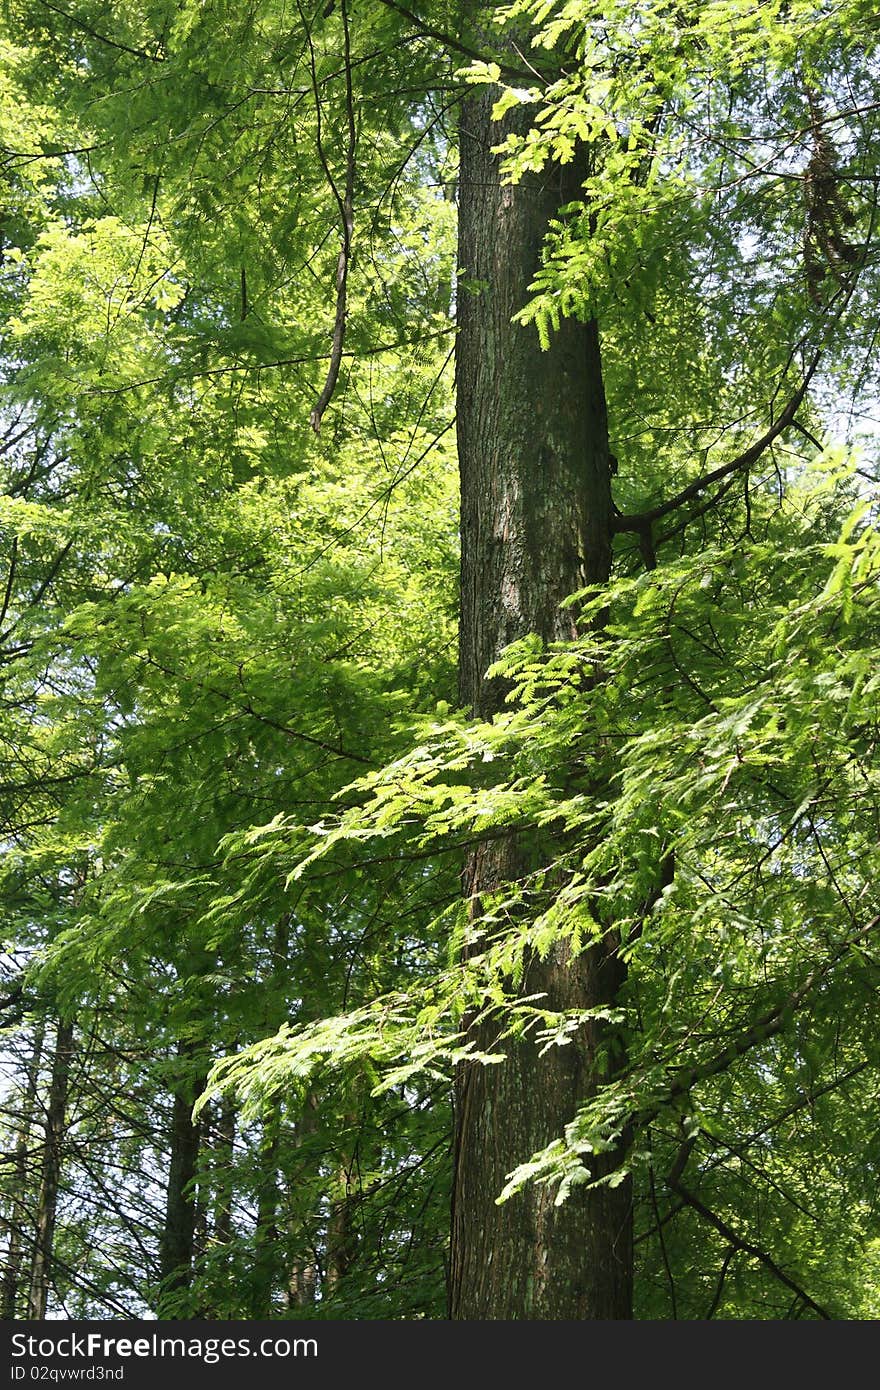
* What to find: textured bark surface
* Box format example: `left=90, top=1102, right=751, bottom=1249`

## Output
left=450, top=77, right=632, bottom=1320
left=457, top=117, right=613, bottom=715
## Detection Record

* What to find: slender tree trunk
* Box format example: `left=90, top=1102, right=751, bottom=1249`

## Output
left=325, top=1172, right=357, bottom=1295
left=286, top=1251, right=317, bottom=1309
left=449, top=69, right=632, bottom=1319
left=212, top=1097, right=236, bottom=1250
left=324, top=1115, right=359, bottom=1298
left=248, top=911, right=294, bottom=1316
left=27, top=1018, right=75, bottom=1320
left=285, top=1091, right=318, bottom=1311
left=250, top=1119, right=280, bottom=1316
left=158, top=1045, right=207, bottom=1311
left=2, top=1019, right=45, bottom=1320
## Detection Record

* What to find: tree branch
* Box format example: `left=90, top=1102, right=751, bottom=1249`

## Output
left=665, top=1139, right=832, bottom=1319
left=637, top=912, right=880, bottom=1128
left=613, top=354, right=821, bottom=536
left=129, top=648, right=374, bottom=766
left=0, top=536, right=19, bottom=632
left=705, top=1246, right=736, bottom=1319
left=375, top=0, right=551, bottom=84
left=0, top=537, right=75, bottom=649
left=305, top=0, right=357, bottom=435
left=34, top=0, right=164, bottom=62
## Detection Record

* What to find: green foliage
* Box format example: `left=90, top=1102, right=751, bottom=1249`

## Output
left=1, top=0, right=878, bottom=1322
left=216, top=464, right=880, bottom=1314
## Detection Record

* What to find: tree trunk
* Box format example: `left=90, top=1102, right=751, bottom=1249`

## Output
left=212, top=1096, right=236, bottom=1250
left=324, top=1119, right=359, bottom=1298
left=449, top=71, right=632, bottom=1320
left=285, top=1091, right=318, bottom=1312
left=250, top=1119, right=280, bottom=1316
left=158, top=1046, right=206, bottom=1311
left=2, top=1019, right=45, bottom=1320
left=27, top=1018, right=74, bottom=1320
left=248, top=911, right=294, bottom=1316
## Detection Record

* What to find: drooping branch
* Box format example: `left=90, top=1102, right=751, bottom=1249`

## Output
left=304, top=0, right=357, bottom=435
left=665, top=1137, right=832, bottom=1319
left=34, top=0, right=165, bottom=62
left=613, top=354, right=822, bottom=542
left=375, top=0, right=552, bottom=84
left=637, top=911, right=880, bottom=1130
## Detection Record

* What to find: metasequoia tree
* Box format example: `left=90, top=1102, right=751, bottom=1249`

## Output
left=2, top=0, right=879, bottom=1320
left=436, top=0, right=877, bottom=1320
left=0, top=1018, right=44, bottom=1319
left=451, top=19, right=627, bottom=1318
left=25, top=1017, right=75, bottom=1319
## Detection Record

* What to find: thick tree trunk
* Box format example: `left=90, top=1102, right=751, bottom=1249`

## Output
left=158, top=1046, right=206, bottom=1310
left=450, top=76, right=632, bottom=1320
left=27, top=1018, right=74, bottom=1320
left=2, top=1019, right=45, bottom=1320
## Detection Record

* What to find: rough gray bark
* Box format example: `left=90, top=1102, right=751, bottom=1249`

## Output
left=27, top=1018, right=74, bottom=1320
left=449, top=73, right=632, bottom=1320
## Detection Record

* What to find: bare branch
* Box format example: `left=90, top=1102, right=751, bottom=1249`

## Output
left=304, top=0, right=358, bottom=435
